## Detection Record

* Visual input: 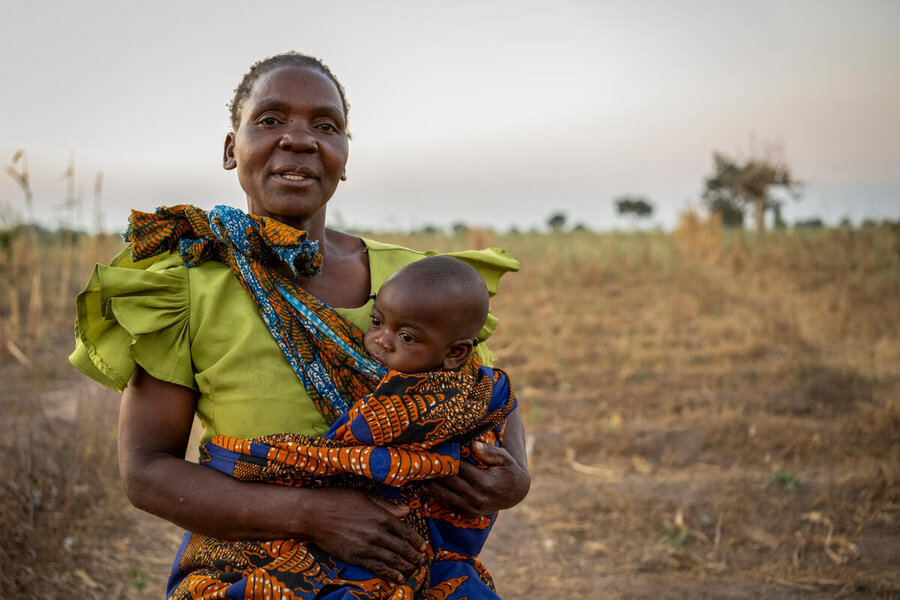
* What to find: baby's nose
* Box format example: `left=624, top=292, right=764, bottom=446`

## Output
left=375, top=332, right=393, bottom=350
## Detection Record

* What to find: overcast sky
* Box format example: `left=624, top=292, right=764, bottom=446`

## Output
left=1, top=0, right=898, bottom=232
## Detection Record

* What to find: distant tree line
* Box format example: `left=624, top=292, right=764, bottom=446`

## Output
left=615, top=195, right=654, bottom=219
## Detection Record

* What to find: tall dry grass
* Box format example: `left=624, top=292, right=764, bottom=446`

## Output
left=0, top=192, right=124, bottom=595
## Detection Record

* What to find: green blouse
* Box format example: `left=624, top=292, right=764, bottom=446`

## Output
left=69, top=238, right=518, bottom=442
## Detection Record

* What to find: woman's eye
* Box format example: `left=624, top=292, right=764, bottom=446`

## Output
left=317, top=122, right=337, bottom=132
left=259, top=117, right=280, bottom=126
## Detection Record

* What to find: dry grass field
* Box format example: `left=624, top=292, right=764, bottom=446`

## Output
left=1, top=217, right=898, bottom=598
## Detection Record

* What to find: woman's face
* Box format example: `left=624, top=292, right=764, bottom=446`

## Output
left=224, top=65, right=349, bottom=228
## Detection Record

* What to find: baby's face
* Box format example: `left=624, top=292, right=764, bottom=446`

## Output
left=364, top=283, right=457, bottom=374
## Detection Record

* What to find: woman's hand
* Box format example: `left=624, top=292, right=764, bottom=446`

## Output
left=424, top=409, right=531, bottom=517
left=303, top=489, right=426, bottom=583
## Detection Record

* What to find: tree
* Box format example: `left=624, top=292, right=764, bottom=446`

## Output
left=795, top=217, right=824, bottom=229
left=702, top=145, right=801, bottom=236
left=614, top=195, right=654, bottom=225
left=546, top=212, right=567, bottom=232
left=707, top=195, right=745, bottom=228
left=772, top=204, right=787, bottom=229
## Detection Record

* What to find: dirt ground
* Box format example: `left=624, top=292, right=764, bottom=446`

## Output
left=2, top=227, right=899, bottom=598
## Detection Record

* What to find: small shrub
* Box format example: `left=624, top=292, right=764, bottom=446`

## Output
left=769, top=471, right=802, bottom=492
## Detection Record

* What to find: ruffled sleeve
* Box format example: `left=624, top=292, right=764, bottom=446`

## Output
left=69, top=248, right=195, bottom=393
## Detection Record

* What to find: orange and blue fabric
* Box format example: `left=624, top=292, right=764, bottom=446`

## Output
left=167, top=366, right=516, bottom=600
left=125, top=206, right=517, bottom=599
left=125, top=204, right=385, bottom=424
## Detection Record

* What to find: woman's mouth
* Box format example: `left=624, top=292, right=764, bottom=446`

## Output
left=281, top=173, right=310, bottom=182
left=272, top=166, right=318, bottom=185
left=272, top=172, right=317, bottom=186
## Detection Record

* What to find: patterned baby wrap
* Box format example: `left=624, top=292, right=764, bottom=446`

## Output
left=167, top=367, right=516, bottom=600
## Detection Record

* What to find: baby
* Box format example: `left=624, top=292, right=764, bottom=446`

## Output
left=364, top=255, right=489, bottom=375
left=169, top=256, right=516, bottom=600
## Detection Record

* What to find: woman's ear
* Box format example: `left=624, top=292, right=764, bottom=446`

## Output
left=223, top=132, right=237, bottom=170
left=442, top=339, right=474, bottom=370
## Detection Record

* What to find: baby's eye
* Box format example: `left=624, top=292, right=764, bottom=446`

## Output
left=398, top=332, right=415, bottom=343
left=369, top=315, right=381, bottom=327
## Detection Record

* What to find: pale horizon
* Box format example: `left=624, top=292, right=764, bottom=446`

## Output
left=1, top=0, right=898, bottom=233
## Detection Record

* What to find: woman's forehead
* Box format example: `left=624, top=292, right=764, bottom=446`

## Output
left=243, top=65, right=344, bottom=115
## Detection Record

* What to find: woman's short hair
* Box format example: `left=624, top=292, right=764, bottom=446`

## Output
left=228, top=52, right=349, bottom=131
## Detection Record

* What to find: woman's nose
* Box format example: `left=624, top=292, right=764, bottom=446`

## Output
left=278, top=123, right=317, bottom=152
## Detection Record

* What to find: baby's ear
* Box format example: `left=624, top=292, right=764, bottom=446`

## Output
left=442, top=339, right=474, bottom=370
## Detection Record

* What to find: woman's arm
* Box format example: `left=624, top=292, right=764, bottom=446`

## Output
left=119, top=367, right=426, bottom=582
left=424, top=407, right=530, bottom=517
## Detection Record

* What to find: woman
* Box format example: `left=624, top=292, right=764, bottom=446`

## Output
left=70, top=52, right=529, bottom=592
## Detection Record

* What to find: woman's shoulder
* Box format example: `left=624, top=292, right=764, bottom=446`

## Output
left=105, top=245, right=237, bottom=302
left=360, top=237, right=426, bottom=259
left=359, top=237, right=426, bottom=289
left=107, top=246, right=185, bottom=272
left=360, top=237, right=520, bottom=295
left=110, top=246, right=236, bottom=279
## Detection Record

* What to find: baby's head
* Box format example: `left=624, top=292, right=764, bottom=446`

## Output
left=364, top=256, right=489, bottom=373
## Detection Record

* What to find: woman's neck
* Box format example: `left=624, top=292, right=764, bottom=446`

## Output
left=298, top=230, right=372, bottom=308
left=264, top=217, right=371, bottom=308
left=256, top=210, right=343, bottom=265
left=273, top=213, right=327, bottom=246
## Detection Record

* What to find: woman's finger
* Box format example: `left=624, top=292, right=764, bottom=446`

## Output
left=364, top=546, right=418, bottom=582
left=424, top=478, right=482, bottom=516
left=358, top=558, right=404, bottom=584
left=363, top=498, right=427, bottom=564
left=367, top=495, right=411, bottom=519
left=383, top=512, right=427, bottom=552
left=454, top=458, right=497, bottom=487
left=429, top=472, right=479, bottom=497
left=466, top=440, right=513, bottom=466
